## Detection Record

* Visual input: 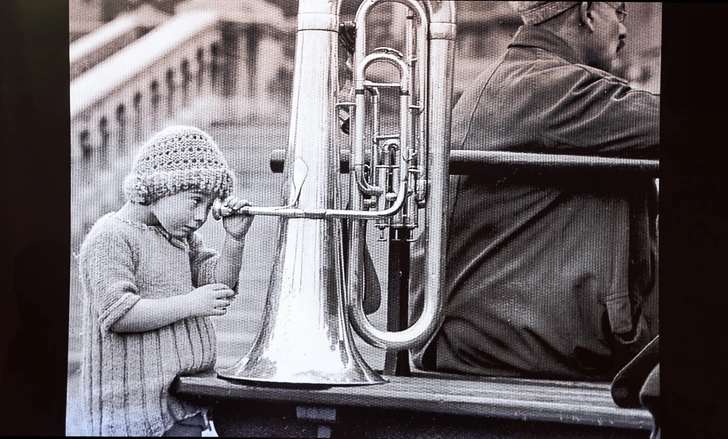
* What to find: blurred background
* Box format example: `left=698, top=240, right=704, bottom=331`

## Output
left=67, top=0, right=661, bottom=435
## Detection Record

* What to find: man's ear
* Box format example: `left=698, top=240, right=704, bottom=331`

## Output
left=578, top=1, right=595, bottom=32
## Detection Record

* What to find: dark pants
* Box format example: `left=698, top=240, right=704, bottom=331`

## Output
left=163, top=413, right=208, bottom=437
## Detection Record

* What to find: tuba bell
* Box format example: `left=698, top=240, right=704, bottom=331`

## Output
left=212, top=0, right=456, bottom=385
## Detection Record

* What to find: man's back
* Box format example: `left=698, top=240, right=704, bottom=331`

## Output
left=412, top=24, right=659, bottom=381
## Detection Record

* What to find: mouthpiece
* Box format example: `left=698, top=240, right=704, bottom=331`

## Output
left=211, top=198, right=234, bottom=221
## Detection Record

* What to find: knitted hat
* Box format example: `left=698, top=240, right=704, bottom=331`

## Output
left=123, top=125, right=235, bottom=204
left=508, top=1, right=579, bottom=25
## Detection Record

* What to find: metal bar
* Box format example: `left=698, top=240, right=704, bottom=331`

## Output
left=384, top=231, right=412, bottom=377
left=270, top=150, right=659, bottom=176
left=449, top=150, right=659, bottom=176
left=364, top=82, right=404, bottom=88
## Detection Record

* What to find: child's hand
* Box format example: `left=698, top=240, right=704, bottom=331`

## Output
left=185, top=283, right=236, bottom=317
left=220, top=196, right=254, bottom=240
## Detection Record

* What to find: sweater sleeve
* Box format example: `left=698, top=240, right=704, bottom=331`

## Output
left=188, top=232, right=220, bottom=287
left=79, top=229, right=141, bottom=332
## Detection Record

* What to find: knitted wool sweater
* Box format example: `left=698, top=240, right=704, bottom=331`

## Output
left=78, top=212, right=221, bottom=436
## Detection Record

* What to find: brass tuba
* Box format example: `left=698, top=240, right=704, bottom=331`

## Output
left=213, top=0, right=456, bottom=385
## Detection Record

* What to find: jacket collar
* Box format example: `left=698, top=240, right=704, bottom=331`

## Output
left=508, top=25, right=581, bottom=65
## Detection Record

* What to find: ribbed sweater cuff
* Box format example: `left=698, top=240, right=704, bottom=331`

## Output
left=197, top=257, right=218, bottom=286
left=98, top=291, right=141, bottom=332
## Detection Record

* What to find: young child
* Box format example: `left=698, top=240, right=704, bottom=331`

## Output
left=77, top=125, right=253, bottom=436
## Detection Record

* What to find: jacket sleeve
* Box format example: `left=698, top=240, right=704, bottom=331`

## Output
left=531, top=65, right=660, bottom=157
left=458, top=61, right=660, bottom=158
left=79, top=230, right=141, bottom=332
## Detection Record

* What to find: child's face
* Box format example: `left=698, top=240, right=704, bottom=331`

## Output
left=150, top=190, right=217, bottom=239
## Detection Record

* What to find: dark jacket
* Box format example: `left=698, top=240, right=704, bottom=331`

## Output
left=411, top=25, right=660, bottom=381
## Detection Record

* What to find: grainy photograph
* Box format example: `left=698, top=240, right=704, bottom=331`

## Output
left=67, top=1, right=661, bottom=437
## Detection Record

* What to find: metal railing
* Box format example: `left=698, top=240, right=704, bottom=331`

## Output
left=449, top=150, right=659, bottom=177
left=270, top=149, right=660, bottom=177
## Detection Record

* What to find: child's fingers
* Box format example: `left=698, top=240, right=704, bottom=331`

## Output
left=214, top=289, right=234, bottom=301
left=215, top=298, right=232, bottom=308
left=203, top=284, right=234, bottom=300
left=220, top=196, right=251, bottom=209
left=238, top=199, right=252, bottom=208
left=210, top=299, right=231, bottom=316
left=222, top=196, right=247, bottom=206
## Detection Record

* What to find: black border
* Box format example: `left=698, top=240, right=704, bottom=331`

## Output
left=660, top=3, right=728, bottom=439
left=1, top=2, right=727, bottom=437
left=0, top=0, right=70, bottom=435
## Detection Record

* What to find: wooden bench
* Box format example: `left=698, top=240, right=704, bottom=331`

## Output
left=173, top=370, right=652, bottom=438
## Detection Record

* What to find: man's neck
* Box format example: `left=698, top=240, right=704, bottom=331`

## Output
left=539, top=20, right=590, bottom=66
left=510, top=25, right=582, bottom=67
left=528, top=3, right=602, bottom=69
